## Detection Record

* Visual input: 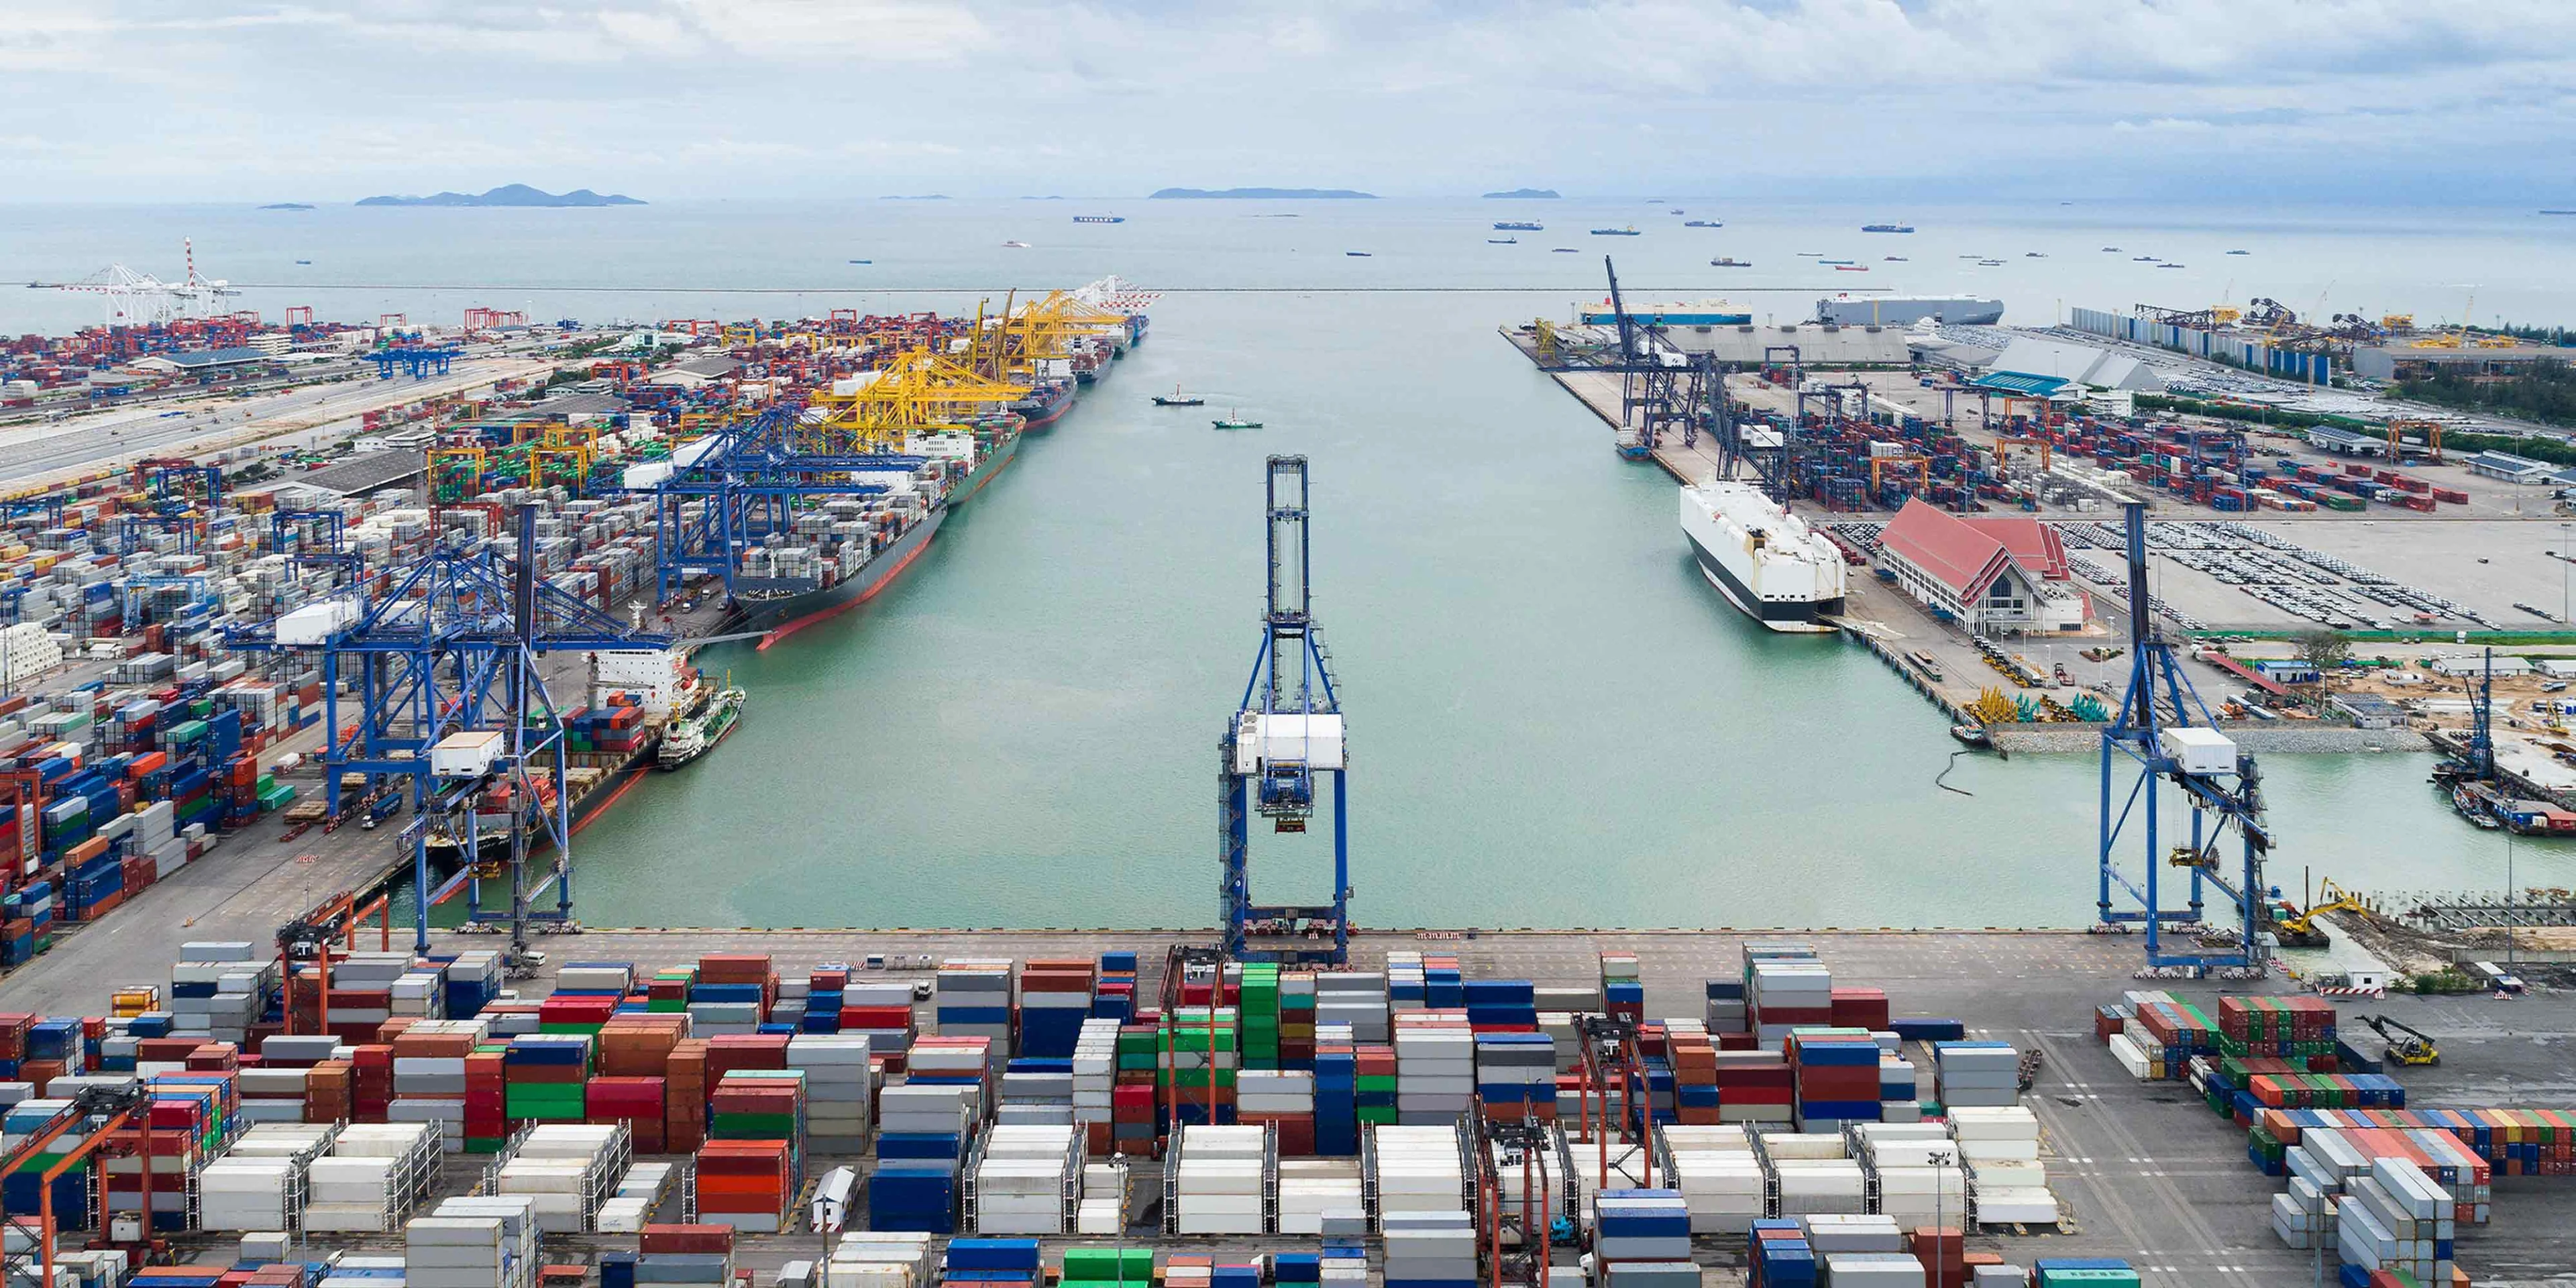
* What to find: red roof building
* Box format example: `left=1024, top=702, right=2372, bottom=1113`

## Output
left=1878, top=500, right=2089, bottom=633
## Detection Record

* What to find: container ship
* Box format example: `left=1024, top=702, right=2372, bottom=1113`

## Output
left=1678, top=480, right=1848, bottom=633
left=1814, top=294, right=2003, bottom=327
left=1492, top=220, right=1544, bottom=231
left=1073, top=215, right=1125, bottom=223
left=724, top=482, right=947, bottom=640
left=1013, top=379, right=1075, bottom=430
left=1862, top=223, right=1915, bottom=233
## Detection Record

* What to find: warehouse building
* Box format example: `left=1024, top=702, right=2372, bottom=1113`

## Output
left=2467, top=451, right=2557, bottom=485
left=1978, top=338, right=2167, bottom=394
left=1877, top=500, right=2091, bottom=634
left=2352, top=343, right=2570, bottom=384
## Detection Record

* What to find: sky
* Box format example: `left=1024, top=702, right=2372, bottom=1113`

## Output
left=6, top=0, right=2575, bottom=204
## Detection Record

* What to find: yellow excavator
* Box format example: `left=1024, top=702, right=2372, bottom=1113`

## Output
left=2271, top=878, right=2370, bottom=949
left=2358, top=1014, right=2441, bottom=1067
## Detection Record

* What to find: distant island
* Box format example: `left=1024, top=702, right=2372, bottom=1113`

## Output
left=258, top=202, right=315, bottom=211
left=1022, top=195, right=1064, bottom=201
left=1482, top=189, right=1560, bottom=199
left=356, top=184, right=642, bottom=207
left=1150, top=187, right=1377, bottom=199
left=881, top=194, right=951, bottom=201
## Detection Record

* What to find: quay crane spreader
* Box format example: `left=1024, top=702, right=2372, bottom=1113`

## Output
left=1218, top=455, right=1351, bottom=964
left=2098, top=500, right=2278, bottom=974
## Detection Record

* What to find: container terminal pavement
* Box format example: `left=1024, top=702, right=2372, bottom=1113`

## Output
left=3, top=928, right=2575, bottom=1288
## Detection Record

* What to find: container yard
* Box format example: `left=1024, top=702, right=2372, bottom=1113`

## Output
left=0, top=926, right=2570, bottom=1288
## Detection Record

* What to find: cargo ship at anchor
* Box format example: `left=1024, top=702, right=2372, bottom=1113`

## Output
left=724, top=496, right=947, bottom=643
left=1678, top=480, right=1848, bottom=633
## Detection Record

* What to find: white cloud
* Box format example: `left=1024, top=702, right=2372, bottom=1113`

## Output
left=6, top=0, right=2574, bottom=199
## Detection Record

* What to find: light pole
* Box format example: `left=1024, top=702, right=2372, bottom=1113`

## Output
left=2507, top=830, right=2517, bottom=974
left=2561, top=523, right=2569, bottom=626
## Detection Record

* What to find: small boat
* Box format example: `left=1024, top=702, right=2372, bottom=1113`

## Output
left=1883, top=256, right=1907, bottom=262
left=1977, top=259, right=2005, bottom=266
left=2102, top=246, right=2120, bottom=252
left=1152, top=385, right=1204, bottom=407
left=1820, top=259, right=1855, bottom=266
left=658, top=685, right=746, bottom=771
left=1668, top=209, right=1685, bottom=215
left=1212, top=410, right=1262, bottom=429
left=1833, top=264, right=1869, bottom=272
left=847, top=258, right=872, bottom=264
left=1683, top=220, right=1722, bottom=228
left=1796, top=252, right=1823, bottom=258
left=2132, top=256, right=2157, bottom=262
left=2024, top=252, right=2045, bottom=258
left=1957, top=254, right=1981, bottom=260
left=1002, top=240, right=1030, bottom=248
left=1550, top=248, right=1579, bottom=253
left=2157, top=263, right=2186, bottom=269
left=1073, top=215, right=1124, bottom=223
left=1591, top=226, right=1642, bottom=236
left=1710, top=258, right=1751, bottom=268
left=294, top=259, right=312, bottom=265
left=1487, top=237, right=1517, bottom=244
left=1345, top=250, right=1372, bottom=257
left=2226, top=249, right=2251, bottom=256
left=1950, top=723, right=1992, bottom=749
left=1862, top=223, right=1915, bottom=233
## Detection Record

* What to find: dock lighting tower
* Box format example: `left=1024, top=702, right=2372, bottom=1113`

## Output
left=1218, top=455, right=1351, bottom=965
left=2097, top=500, right=2274, bottom=973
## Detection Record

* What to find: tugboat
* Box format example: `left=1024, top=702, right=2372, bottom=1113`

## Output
left=1152, top=386, right=1205, bottom=407
left=657, top=682, right=745, bottom=771
left=1487, top=237, right=1518, bottom=244
left=1211, top=410, right=1263, bottom=429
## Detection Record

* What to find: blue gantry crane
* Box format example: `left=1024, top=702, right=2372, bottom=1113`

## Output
left=2098, top=500, right=2276, bottom=973
left=368, top=345, right=459, bottom=379
left=1218, top=455, right=1352, bottom=964
left=647, top=406, right=926, bottom=604
left=225, top=506, right=670, bottom=951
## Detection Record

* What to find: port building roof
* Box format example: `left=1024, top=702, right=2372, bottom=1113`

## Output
left=1986, top=337, right=2165, bottom=393
left=529, top=392, right=632, bottom=417
left=288, top=449, right=427, bottom=497
left=1876, top=499, right=2069, bottom=600
left=1970, top=372, right=2070, bottom=398
left=131, top=346, right=274, bottom=372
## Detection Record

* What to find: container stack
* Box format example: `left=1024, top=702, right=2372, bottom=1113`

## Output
left=1276, top=1157, right=1363, bottom=1234
left=1934, top=1042, right=2021, bottom=1110
left=1381, top=1210, right=1477, bottom=1288
left=910, top=1036, right=998, bottom=1118
left=1315, top=972, right=1389, bottom=1043
left=1950, top=1107, right=2057, bottom=1226
left=663, top=1038, right=708, bottom=1155
left=1059, top=1247, right=1152, bottom=1288
left=1161, top=1006, right=1238, bottom=1127
left=1235, top=963, right=1281, bottom=1069
left=1658, top=1124, right=1765, bottom=1233
left=595, top=1161, right=677, bottom=1232
left=788, top=1034, right=874, bottom=1152
left=500, top=1123, right=631, bottom=1234
left=689, top=955, right=775, bottom=1036
left=1016, top=959, right=1093, bottom=1060
left=970, top=1124, right=1081, bottom=1234
left=1238, top=1068, right=1315, bottom=1153
left=2218, top=996, right=2338, bottom=1063
left=1313, top=1032, right=1358, bottom=1157
left=1387, top=951, right=1426, bottom=1010
left=1073, top=1018, right=1118, bottom=1152
left=873, top=1082, right=971, bottom=1233
left=1171, top=1123, right=1266, bottom=1234
left=303, top=1122, right=437, bottom=1232
left=2031, top=1258, right=2142, bottom=1287
left=1111, top=1022, right=1158, bottom=1152
left=202, top=1121, right=336, bottom=1231
left=803, top=964, right=848, bottom=1034
left=1746, top=945, right=1831, bottom=1044
left=502, top=1034, right=592, bottom=1126
left=697, top=1138, right=795, bottom=1232
left=1598, top=953, right=1643, bottom=1022
left=1715, top=1048, right=1792, bottom=1127
left=1850, top=1124, right=1964, bottom=1227
left=2113, top=991, right=2219, bottom=1081
left=1877, top=1046, right=1920, bottom=1124
left=1092, top=952, right=1140, bottom=1022
left=1075, top=1159, right=1128, bottom=1234
left=1393, top=1010, right=1472, bottom=1126
left=606, top=1224, right=733, bottom=1288
left=998, top=1056, right=1075, bottom=1126
left=390, top=1018, right=489, bottom=1152
left=826, top=1232, right=938, bottom=1288
left=1764, top=1134, right=1866, bottom=1218
left=405, top=1211, right=525, bottom=1288
left=1748, top=1220, right=1818, bottom=1288
left=1472, top=1033, right=1554, bottom=1122
left=1785, top=1030, right=1880, bottom=1132
left=937, top=959, right=1014, bottom=1049
left=1593, top=1187, right=1690, bottom=1277
left=944, top=1238, right=1042, bottom=1288
left=1371, top=1122, right=1468, bottom=1224
left=170, top=943, right=270, bottom=1046
left=840, top=980, right=917, bottom=1065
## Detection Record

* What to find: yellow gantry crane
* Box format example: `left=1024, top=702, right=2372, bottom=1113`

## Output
left=806, top=347, right=1029, bottom=451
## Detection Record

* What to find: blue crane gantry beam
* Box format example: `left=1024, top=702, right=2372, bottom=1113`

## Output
left=2098, top=500, right=2275, bottom=973
left=649, top=407, right=926, bottom=604
left=369, top=346, right=459, bottom=380
left=1219, top=455, right=1352, bottom=965
left=223, top=506, right=670, bottom=949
